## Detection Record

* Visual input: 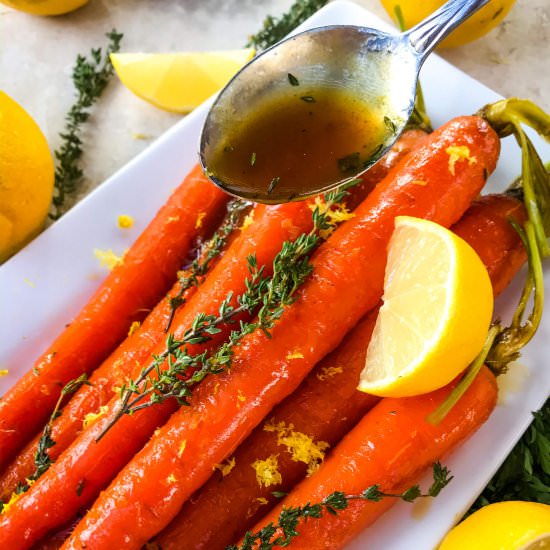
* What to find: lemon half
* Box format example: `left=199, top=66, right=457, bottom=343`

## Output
left=358, top=216, right=493, bottom=397
left=439, top=501, right=550, bottom=550
left=110, top=49, right=255, bottom=113
left=0, top=91, right=54, bottom=263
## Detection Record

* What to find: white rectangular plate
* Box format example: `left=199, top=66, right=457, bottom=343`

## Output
left=1, top=2, right=549, bottom=549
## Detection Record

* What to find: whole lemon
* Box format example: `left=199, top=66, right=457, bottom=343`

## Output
left=0, top=0, right=88, bottom=16
left=0, top=91, right=54, bottom=263
left=439, top=501, right=550, bottom=550
left=381, top=0, right=516, bottom=48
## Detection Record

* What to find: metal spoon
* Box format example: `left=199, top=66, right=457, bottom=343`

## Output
left=200, top=0, right=489, bottom=203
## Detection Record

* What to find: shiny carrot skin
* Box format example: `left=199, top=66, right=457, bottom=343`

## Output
left=0, top=206, right=246, bottom=502
left=0, top=165, right=228, bottom=469
left=452, top=194, right=527, bottom=296
left=0, top=202, right=316, bottom=549
left=154, top=193, right=526, bottom=550
left=247, top=367, right=498, bottom=550
left=58, top=116, right=499, bottom=550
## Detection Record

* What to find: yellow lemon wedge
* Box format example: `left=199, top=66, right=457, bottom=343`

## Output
left=110, top=49, right=255, bottom=113
left=358, top=216, right=493, bottom=397
left=0, top=91, right=54, bottom=263
left=0, top=0, right=88, bottom=16
left=381, top=0, right=516, bottom=49
left=439, top=501, right=550, bottom=550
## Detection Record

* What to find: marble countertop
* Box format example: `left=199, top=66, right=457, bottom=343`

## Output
left=1, top=0, right=548, bottom=208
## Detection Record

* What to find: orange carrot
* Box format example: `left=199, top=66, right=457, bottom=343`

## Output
left=0, top=201, right=317, bottom=549
left=0, top=202, right=247, bottom=502
left=452, top=194, right=527, bottom=296
left=55, top=116, right=499, bottom=550
left=0, top=164, right=228, bottom=469
left=154, top=193, right=526, bottom=550
left=244, top=366, right=497, bottom=550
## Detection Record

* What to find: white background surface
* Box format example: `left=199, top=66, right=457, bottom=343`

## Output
left=1, top=1, right=550, bottom=549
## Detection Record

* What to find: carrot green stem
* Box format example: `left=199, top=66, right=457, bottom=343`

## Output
left=481, top=98, right=550, bottom=257
left=427, top=326, right=499, bottom=425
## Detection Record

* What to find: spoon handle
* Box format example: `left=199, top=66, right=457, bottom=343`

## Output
left=404, top=0, right=490, bottom=60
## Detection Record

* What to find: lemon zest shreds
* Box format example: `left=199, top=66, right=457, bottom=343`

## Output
left=195, top=212, right=206, bottom=229
left=316, top=366, right=344, bottom=381
left=411, top=180, right=428, bottom=186
left=23, top=278, right=35, bottom=288
left=128, top=321, right=141, bottom=336
left=286, top=351, right=304, bottom=360
left=445, top=145, right=477, bottom=176
left=83, top=405, right=109, bottom=428
left=118, top=214, right=134, bottom=229
left=264, top=420, right=329, bottom=476
left=1, top=491, right=23, bottom=515
left=237, top=390, right=246, bottom=407
left=251, top=455, right=282, bottom=488
left=178, top=440, right=187, bottom=458
left=214, top=456, right=236, bottom=477
left=167, top=473, right=177, bottom=484
left=256, top=497, right=269, bottom=505
left=241, top=211, right=254, bottom=231
left=308, top=197, right=355, bottom=239
left=213, top=382, right=220, bottom=395
left=0, top=369, right=8, bottom=377
left=94, top=248, right=124, bottom=270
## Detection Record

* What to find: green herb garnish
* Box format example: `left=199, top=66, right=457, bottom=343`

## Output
left=288, top=73, right=300, bottom=86
left=267, top=176, right=281, bottom=195
left=246, top=0, right=329, bottom=51
left=337, top=152, right=361, bottom=174
left=98, top=186, right=358, bottom=441
left=0, top=373, right=90, bottom=511
left=468, top=399, right=550, bottom=514
left=50, top=30, right=123, bottom=220
left=250, top=152, right=257, bottom=166
left=228, top=463, right=452, bottom=550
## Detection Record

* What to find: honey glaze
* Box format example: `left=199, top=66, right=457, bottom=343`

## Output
left=207, top=84, right=392, bottom=202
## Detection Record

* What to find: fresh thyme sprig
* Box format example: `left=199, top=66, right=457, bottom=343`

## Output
left=227, top=463, right=452, bottom=550
left=0, top=374, right=89, bottom=511
left=97, top=185, right=357, bottom=441
left=49, top=30, right=123, bottom=220
left=165, top=199, right=250, bottom=331
left=246, top=0, right=329, bottom=51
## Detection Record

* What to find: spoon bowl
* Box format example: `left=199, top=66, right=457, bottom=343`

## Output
left=200, top=0, right=489, bottom=203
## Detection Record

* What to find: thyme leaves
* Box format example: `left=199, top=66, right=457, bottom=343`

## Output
left=228, top=463, right=452, bottom=550
left=50, top=30, right=123, bottom=220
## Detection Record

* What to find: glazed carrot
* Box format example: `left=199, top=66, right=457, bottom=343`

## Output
left=452, top=194, right=527, bottom=296
left=57, top=116, right=499, bottom=550
left=0, top=201, right=317, bottom=549
left=0, top=202, right=248, bottom=502
left=154, top=193, right=526, bottom=550
left=245, top=366, right=498, bottom=550
left=0, top=128, right=425, bottom=499
left=0, top=164, right=229, bottom=469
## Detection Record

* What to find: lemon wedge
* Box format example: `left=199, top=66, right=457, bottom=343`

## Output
left=439, top=501, right=550, bottom=550
left=0, top=91, right=54, bottom=263
left=110, top=49, right=255, bottom=113
left=358, top=216, right=493, bottom=397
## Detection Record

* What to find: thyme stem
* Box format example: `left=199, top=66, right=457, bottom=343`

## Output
left=227, top=463, right=452, bottom=550
left=50, top=30, right=123, bottom=219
